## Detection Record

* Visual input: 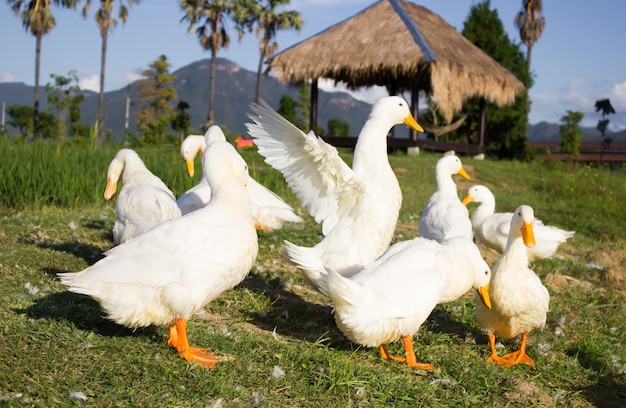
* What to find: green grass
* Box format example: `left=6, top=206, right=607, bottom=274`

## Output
left=0, top=143, right=624, bottom=406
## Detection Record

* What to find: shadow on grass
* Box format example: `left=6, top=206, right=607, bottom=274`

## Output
left=15, top=290, right=160, bottom=342
left=83, top=218, right=115, bottom=243
left=566, top=344, right=626, bottom=408
left=44, top=241, right=106, bottom=265
left=238, top=273, right=354, bottom=351
left=426, top=307, right=485, bottom=341
left=17, top=231, right=108, bottom=266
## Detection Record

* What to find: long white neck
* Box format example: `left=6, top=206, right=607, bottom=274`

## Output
left=504, top=234, right=529, bottom=263
left=352, top=118, right=392, bottom=175
left=470, top=198, right=495, bottom=226
left=435, top=171, right=457, bottom=194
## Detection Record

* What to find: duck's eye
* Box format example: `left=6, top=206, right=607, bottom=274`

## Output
left=484, top=270, right=489, bottom=275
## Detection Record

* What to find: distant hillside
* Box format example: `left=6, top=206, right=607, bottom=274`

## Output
left=2, top=58, right=625, bottom=143
left=0, top=58, right=372, bottom=139
left=528, top=121, right=626, bottom=142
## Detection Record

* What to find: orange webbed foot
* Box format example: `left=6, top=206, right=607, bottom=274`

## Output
left=487, top=332, right=535, bottom=368
left=486, top=354, right=511, bottom=366
left=168, top=318, right=219, bottom=368
left=500, top=350, right=535, bottom=367
left=179, top=347, right=219, bottom=368
left=379, top=337, right=435, bottom=371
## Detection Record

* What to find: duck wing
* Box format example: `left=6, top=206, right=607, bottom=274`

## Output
left=247, top=100, right=363, bottom=235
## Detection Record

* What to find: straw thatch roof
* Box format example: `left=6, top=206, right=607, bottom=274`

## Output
left=267, top=0, right=525, bottom=122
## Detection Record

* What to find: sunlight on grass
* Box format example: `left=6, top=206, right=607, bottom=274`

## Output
left=0, top=142, right=624, bottom=406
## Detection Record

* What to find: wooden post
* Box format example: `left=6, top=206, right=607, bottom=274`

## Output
left=478, top=98, right=486, bottom=152
left=309, top=79, right=318, bottom=134
left=410, top=81, right=419, bottom=141
left=388, top=81, right=399, bottom=139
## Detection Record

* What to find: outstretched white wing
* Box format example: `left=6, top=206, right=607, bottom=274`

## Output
left=246, top=100, right=364, bottom=235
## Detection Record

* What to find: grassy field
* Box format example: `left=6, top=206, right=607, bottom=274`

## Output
left=0, top=142, right=624, bottom=407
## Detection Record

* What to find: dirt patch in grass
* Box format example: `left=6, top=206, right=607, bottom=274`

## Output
left=545, top=273, right=595, bottom=293
left=596, top=250, right=626, bottom=292
left=505, top=378, right=555, bottom=407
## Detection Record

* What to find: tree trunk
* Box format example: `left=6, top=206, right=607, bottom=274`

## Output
left=33, top=33, right=42, bottom=141
left=523, top=45, right=533, bottom=138
left=96, top=28, right=108, bottom=148
left=255, top=47, right=264, bottom=105
left=309, top=79, right=318, bottom=134
left=206, top=49, right=217, bottom=127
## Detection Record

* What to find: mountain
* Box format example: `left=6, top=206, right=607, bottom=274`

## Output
left=0, top=58, right=372, bottom=139
left=528, top=121, right=626, bottom=142
left=2, top=58, right=625, bottom=143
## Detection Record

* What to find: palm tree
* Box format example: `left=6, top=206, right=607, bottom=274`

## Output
left=514, top=0, right=545, bottom=135
left=252, top=0, right=302, bottom=104
left=82, top=0, right=140, bottom=148
left=8, top=0, right=79, bottom=140
left=180, top=0, right=252, bottom=127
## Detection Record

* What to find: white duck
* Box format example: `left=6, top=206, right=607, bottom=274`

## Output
left=327, top=235, right=491, bottom=370
left=177, top=126, right=303, bottom=231
left=59, top=141, right=258, bottom=368
left=419, top=154, right=472, bottom=241
left=462, top=185, right=575, bottom=261
left=246, top=97, right=423, bottom=293
left=176, top=131, right=221, bottom=215
left=475, top=205, right=550, bottom=367
left=104, top=148, right=181, bottom=245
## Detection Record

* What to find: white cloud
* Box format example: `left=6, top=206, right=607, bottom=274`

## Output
left=79, top=75, right=100, bottom=92
left=115, top=70, right=143, bottom=89
left=0, top=71, right=16, bottom=82
left=317, top=78, right=387, bottom=104
left=530, top=78, right=626, bottom=130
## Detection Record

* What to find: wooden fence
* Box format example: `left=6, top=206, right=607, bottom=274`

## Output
left=321, top=137, right=626, bottom=163
left=529, top=141, right=626, bottom=163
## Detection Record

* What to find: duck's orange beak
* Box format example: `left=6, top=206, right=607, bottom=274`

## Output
left=522, top=221, right=536, bottom=248
left=461, top=194, right=473, bottom=206
left=403, top=113, right=424, bottom=133
left=458, top=167, right=470, bottom=180
left=185, top=159, right=195, bottom=178
left=477, top=283, right=491, bottom=309
left=104, top=179, right=117, bottom=200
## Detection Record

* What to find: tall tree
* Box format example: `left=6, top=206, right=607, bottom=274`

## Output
left=461, top=0, right=531, bottom=160
left=136, top=55, right=177, bottom=145
left=8, top=0, right=79, bottom=140
left=45, top=70, right=84, bottom=148
left=82, top=0, right=141, bottom=148
left=251, top=0, right=301, bottom=104
left=595, top=98, right=615, bottom=149
left=514, top=0, right=545, bottom=136
left=560, top=110, right=584, bottom=158
left=180, top=0, right=255, bottom=127
left=171, top=100, right=192, bottom=143
left=6, top=104, right=58, bottom=139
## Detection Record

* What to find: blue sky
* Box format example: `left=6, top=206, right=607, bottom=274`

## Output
left=1, top=0, right=625, bottom=130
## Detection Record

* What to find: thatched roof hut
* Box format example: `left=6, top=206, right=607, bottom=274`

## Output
left=267, top=0, right=525, bottom=143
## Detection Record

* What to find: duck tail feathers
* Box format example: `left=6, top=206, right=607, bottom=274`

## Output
left=283, top=240, right=329, bottom=296
left=326, top=267, right=368, bottom=308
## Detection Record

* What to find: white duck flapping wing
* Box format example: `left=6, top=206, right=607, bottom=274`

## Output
left=246, top=100, right=364, bottom=235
